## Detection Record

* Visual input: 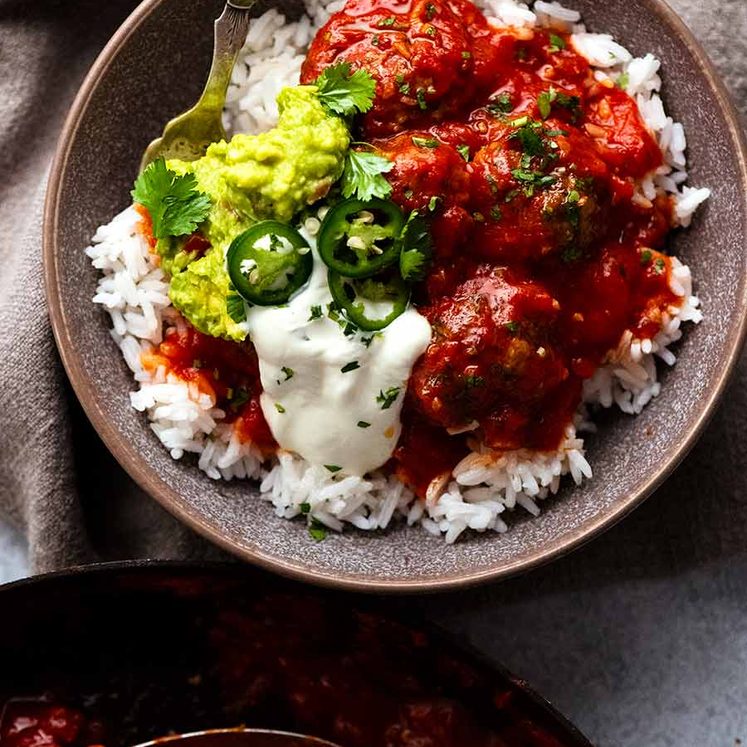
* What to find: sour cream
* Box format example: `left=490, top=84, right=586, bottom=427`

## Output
left=245, top=241, right=431, bottom=476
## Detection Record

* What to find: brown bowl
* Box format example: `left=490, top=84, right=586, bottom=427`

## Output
left=44, top=0, right=747, bottom=592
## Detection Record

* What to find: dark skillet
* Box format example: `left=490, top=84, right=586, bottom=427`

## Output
left=0, top=562, right=590, bottom=747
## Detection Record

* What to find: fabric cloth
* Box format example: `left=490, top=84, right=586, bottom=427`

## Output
left=0, top=0, right=745, bottom=571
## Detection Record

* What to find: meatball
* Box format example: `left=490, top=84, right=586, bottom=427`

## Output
left=409, top=269, right=569, bottom=442
left=300, top=0, right=501, bottom=138
left=469, top=121, right=612, bottom=263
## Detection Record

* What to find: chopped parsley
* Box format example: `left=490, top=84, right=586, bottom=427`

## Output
left=341, top=148, right=394, bottom=201
left=462, top=50, right=472, bottom=60
left=399, top=80, right=411, bottom=95
left=490, top=205, right=503, bottom=221
left=377, top=15, right=396, bottom=26
left=504, top=320, right=519, bottom=334
left=425, top=25, right=437, bottom=36
left=357, top=420, right=371, bottom=428
left=341, top=361, right=360, bottom=373
left=510, top=121, right=546, bottom=156
left=325, top=464, right=343, bottom=473
left=428, top=195, right=441, bottom=212
left=457, top=143, right=470, bottom=162
left=280, top=366, right=294, bottom=381
left=315, top=62, right=376, bottom=117
left=412, top=135, right=439, bottom=148
left=131, top=158, right=211, bottom=239
left=376, top=386, right=400, bottom=409
left=425, top=2, right=437, bottom=19
left=416, top=88, right=428, bottom=111
left=300, top=502, right=311, bottom=514
left=309, top=519, right=328, bottom=541
left=226, top=292, right=246, bottom=323
left=548, top=33, right=566, bottom=52
left=654, top=257, right=666, bottom=275
left=511, top=168, right=557, bottom=196
left=617, top=72, right=630, bottom=90
left=308, top=304, right=323, bottom=321
left=404, top=188, right=414, bottom=200
left=274, top=402, right=286, bottom=414
left=640, top=249, right=653, bottom=265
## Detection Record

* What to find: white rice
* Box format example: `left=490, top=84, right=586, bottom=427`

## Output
left=86, top=0, right=707, bottom=542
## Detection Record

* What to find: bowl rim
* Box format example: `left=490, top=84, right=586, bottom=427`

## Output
left=44, top=0, right=747, bottom=594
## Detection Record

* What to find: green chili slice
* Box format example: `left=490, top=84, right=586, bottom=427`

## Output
left=227, top=221, right=312, bottom=306
left=318, top=197, right=405, bottom=278
left=328, top=268, right=410, bottom=331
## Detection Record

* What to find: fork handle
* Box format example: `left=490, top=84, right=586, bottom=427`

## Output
left=197, top=2, right=255, bottom=112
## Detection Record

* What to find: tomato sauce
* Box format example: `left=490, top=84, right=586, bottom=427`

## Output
left=302, top=0, right=680, bottom=493
left=143, top=324, right=276, bottom=452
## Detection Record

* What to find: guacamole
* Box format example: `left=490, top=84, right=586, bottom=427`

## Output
left=165, top=85, right=350, bottom=341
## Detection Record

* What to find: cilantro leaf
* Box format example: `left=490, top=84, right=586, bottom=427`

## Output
left=309, top=519, right=328, bottom=541
left=226, top=292, right=247, bottom=323
left=315, top=62, right=377, bottom=117
left=131, top=158, right=211, bottom=239
left=398, top=211, right=433, bottom=281
left=341, top=149, right=393, bottom=201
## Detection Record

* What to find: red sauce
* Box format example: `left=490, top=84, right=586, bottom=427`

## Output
left=0, top=703, right=99, bottom=747
left=302, top=0, right=680, bottom=493
left=144, top=324, right=276, bottom=452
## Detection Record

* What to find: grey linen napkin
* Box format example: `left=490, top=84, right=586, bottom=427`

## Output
left=0, top=0, right=745, bottom=573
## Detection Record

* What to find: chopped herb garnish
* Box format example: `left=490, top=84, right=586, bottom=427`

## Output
left=308, top=304, right=323, bottom=321
left=281, top=366, right=294, bottom=381
left=300, top=502, right=311, bottom=514
left=416, top=88, right=428, bottom=110
left=490, top=206, right=503, bottom=221
left=548, top=33, right=566, bottom=52
left=428, top=195, right=441, bottom=211
left=640, top=249, right=653, bottom=265
left=376, top=386, right=400, bottom=409
left=425, top=25, right=437, bottom=36
left=504, top=320, right=519, bottom=334
left=617, top=72, right=630, bottom=90
left=378, top=15, right=396, bottom=26
left=371, top=34, right=380, bottom=46
left=325, top=464, right=343, bottom=473
left=511, top=168, right=557, bottom=195
left=545, top=128, right=569, bottom=137
left=412, top=135, right=439, bottom=148
left=654, top=257, right=666, bottom=275
left=464, top=374, right=485, bottom=388
left=309, top=519, right=328, bottom=542
left=562, top=245, right=582, bottom=263
left=462, top=50, right=472, bottom=59
left=472, top=211, right=485, bottom=222
left=357, top=420, right=371, bottom=428
left=226, top=292, right=246, bottom=323
left=399, top=210, right=433, bottom=281
left=488, top=91, right=513, bottom=115
left=341, top=361, right=360, bottom=373
left=341, top=148, right=394, bottom=201
left=457, top=143, right=470, bottom=162
left=315, top=62, right=376, bottom=117
left=404, top=188, right=414, bottom=200
left=537, top=87, right=557, bottom=120
left=274, top=402, right=286, bottom=414
left=132, top=158, right=211, bottom=239
left=229, top=387, right=249, bottom=410
left=516, top=46, right=528, bottom=61
left=361, top=335, right=375, bottom=347
left=399, top=80, right=411, bottom=94
left=425, top=2, right=437, bottom=19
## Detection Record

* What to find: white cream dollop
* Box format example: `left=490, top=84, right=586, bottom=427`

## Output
left=245, top=241, right=431, bottom=476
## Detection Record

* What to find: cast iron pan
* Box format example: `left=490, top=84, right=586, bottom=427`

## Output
left=0, top=562, right=590, bottom=747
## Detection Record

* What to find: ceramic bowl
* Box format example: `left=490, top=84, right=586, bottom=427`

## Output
left=44, top=0, right=747, bottom=591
